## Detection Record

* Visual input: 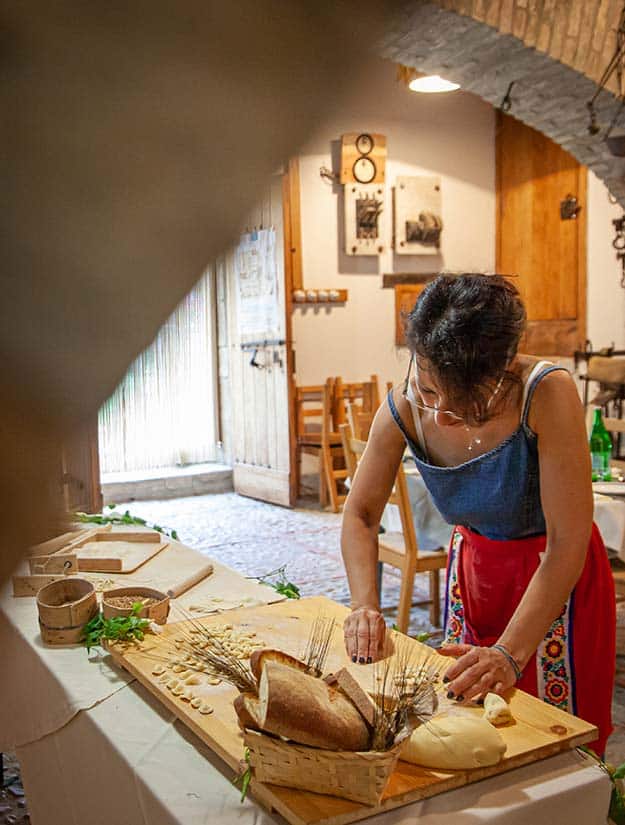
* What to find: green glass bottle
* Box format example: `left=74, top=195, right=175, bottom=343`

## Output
left=590, top=408, right=613, bottom=481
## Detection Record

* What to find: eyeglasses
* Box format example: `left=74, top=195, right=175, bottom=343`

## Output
left=401, top=354, right=505, bottom=426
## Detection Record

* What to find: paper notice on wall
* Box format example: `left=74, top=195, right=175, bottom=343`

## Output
left=235, top=228, right=280, bottom=337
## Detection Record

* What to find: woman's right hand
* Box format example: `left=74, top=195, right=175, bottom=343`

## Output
left=343, top=606, right=386, bottom=664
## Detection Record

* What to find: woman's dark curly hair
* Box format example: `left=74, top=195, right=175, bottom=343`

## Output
left=404, top=273, right=526, bottom=424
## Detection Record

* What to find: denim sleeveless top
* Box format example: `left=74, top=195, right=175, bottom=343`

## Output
left=387, top=363, right=567, bottom=541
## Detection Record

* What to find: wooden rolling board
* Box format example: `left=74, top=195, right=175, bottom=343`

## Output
left=69, top=534, right=169, bottom=573
left=107, top=596, right=597, bottom=825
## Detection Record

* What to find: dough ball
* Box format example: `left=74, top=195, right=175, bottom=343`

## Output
left=483, top=693, right=513, bottom=726
left=400, top=713, right=506, bottom=770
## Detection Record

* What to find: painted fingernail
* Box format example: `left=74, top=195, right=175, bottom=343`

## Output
left=446, top=690, right=455, bottom=699
left=352, top=655, right=357, bottom=662
left=442, top=676, right=450, bottom=683
left=455, top=695, right=464, bottom=702
left=359, top=657, right=365, bottom=664
left=366, top=657, right=372, bottom=664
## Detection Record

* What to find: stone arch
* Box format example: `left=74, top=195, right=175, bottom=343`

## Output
left=381, top=1, right=625, bottom=202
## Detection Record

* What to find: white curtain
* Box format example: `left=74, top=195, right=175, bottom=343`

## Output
left=98, top=271, right=217, bottom=474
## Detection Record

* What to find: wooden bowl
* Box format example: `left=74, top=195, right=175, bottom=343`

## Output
left=102, top=586, right=170, bottom=625
left=37, top=578, right=98, bottom=645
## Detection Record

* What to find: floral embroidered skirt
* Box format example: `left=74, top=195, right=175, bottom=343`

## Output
left=443, top=523, right=615, bottom=755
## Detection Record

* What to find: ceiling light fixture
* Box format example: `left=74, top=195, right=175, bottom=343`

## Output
left=408, top=75, right=460, bottom=94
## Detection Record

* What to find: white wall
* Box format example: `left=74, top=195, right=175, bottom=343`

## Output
left=293, top=59, right=496, bottom=388
left=292, top=59, right=625, bottom=391
left=587, top=170, right=625, bottom=351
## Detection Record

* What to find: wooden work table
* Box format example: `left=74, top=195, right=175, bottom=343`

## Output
left=1, top=532, right=612, bottom=825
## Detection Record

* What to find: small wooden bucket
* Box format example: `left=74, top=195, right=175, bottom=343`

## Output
left=243, top=729, right=403, bottom=806
left=37, top=578, right=98, bottom=645
left=102, top=586, right=170, bottom=624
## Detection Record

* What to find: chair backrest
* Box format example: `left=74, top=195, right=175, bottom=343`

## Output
left=345, top=400, right=375, bottom=441
left=338, top=423, right=365, bottom=482
left=332, top=375, right=380, bottom=428
left=295, top=379, right=335, bottom=439
left=605, top=417, right=625, bottom=435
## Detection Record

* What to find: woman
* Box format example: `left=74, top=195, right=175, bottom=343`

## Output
left=341, top=273, right=615, bottom=754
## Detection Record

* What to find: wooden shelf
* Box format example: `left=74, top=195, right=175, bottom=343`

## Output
left=382, top=273, right=437, bottom=288
left=292, top=289, right=348, bottom=306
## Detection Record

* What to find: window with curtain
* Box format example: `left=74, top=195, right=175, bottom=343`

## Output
left=98, top=271, right=217, bottom=474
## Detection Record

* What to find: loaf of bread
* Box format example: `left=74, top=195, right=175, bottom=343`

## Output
left=233, top=692, right=262, bottom=731
left=249, top=648, right=309, bottom=684
left=258, top=661, right=371, bottom=751
left=324, top=668, right=376, bottom=727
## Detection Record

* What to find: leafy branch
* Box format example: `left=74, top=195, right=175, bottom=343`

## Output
left=82, top=603, right=151, bottom=652
left=75, top=504, right=179, bottom=541
left=250, top=564, right=300, bottom=599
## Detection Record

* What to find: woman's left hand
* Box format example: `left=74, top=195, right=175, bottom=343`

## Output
left=438, top=643, right=517, bottom=703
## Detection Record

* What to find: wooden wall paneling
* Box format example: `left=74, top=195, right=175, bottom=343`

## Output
left=496, top=113, right=586, bottom=356
left=394, top=284, right=427, bottom=346
left=61, top=417, right=102, bottom=515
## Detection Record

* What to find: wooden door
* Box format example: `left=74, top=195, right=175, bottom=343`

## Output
left=496, top=113, right=587, bottom=356
left=218, top=171, right=296, bottom=507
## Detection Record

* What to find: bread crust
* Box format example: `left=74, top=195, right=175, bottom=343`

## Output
left=249, top=648, right=308, bottom=684
left=258, top=661, right=370, bottom=751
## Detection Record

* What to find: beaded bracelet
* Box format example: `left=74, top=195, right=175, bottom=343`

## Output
left=491, top=643, right=523, bottom=682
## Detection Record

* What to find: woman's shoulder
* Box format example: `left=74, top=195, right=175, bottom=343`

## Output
left=522, top=357, right=580, bottom=433
left=379, top=384, right=419, bottom=444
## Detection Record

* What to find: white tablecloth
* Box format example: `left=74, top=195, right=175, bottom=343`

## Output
left=2, top=530, right=613, bottom=825
left=15, top=679, right=611, bottom=825
left=1, top=537, right=280, bottom=751
left=594, top=493, right=625, bottom=559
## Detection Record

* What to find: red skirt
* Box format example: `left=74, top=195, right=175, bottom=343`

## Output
left=443, top=523, right=615, bottom=755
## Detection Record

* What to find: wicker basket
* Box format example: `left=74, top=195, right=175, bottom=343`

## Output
left=243, top=729, right=403, bottom=806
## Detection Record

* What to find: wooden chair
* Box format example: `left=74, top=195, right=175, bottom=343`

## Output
left=295, top=380, right=347, bottom=510
left=332, top=375, right=380, bottom=429
left=339, top=423, right=447, bottom=631
left=345, top=400, right=375, bottom=441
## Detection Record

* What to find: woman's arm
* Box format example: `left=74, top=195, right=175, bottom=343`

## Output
left=444, top=371, right=593, bottom=701
left=341, top=393, right=406, bottom=663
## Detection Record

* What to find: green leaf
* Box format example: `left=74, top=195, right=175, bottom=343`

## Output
left=614, top=764, right=625, bottom=780
left=416, top=632, right=431, bottom=643
left=171, top=530, right=179, bottom=540
left=233, top=748, right=252, bottom=802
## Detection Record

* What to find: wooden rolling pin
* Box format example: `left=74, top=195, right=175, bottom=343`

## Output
left=166, top=562, right=214, bottom=599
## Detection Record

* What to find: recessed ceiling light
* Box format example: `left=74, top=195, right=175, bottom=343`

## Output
left=408, top=75, right=460, bottom=94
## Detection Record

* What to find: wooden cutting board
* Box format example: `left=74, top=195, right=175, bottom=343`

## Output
left=107, top=596, right=597, bottom=825
left=56, top=529, right=169, bottom=573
